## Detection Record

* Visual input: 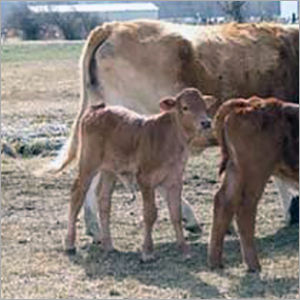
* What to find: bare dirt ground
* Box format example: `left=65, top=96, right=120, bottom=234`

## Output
left=1, top=41, right=299, bottom=299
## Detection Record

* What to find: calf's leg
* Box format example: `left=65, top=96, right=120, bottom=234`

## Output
left=65, top=164, right=98, bottom=253
left=161, top=184, right=190, bottom=259
left=84, top=172, right=102, bottom=243
left=138, top=185, right=157, bottom=262
left=235, top=173, right=271, bottom=272
left=235, top=201, right=260, bottom=272
left=208, top=162, right=242, bottom=269
left=97, top=171, right=116, bottom=252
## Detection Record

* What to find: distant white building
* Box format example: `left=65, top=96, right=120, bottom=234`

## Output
left=280, top=1, right=298, bottom=18
left=28, top=2, right=159, bottom=21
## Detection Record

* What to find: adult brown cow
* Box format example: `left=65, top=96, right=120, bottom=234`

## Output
left=64, top=88, right=211, bottom=261
left=209, top=97, right=299, bottom=272
left=52, top=20, right=298, bottom=238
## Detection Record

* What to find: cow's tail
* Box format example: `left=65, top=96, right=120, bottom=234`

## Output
left=213, top=99, right=248, bottom=176
left=50, top=24, right=112, bottom=174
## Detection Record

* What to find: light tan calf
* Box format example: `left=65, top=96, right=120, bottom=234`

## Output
left=209, top=97, right=299, bottom=272
left=65, top=88, right=211, bottom=261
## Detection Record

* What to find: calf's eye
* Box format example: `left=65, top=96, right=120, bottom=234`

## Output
left=182, top=106, right=188, bottom=111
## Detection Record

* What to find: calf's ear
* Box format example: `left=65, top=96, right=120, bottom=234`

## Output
left=159, top=97, right=176, bottom=112
left=203, top=95, right=220, bottom=117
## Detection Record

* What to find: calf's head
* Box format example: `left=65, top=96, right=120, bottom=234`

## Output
left=160, top=88, right=211, bottom=139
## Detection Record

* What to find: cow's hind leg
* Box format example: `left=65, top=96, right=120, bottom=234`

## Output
left=208, top=162, right=242, bottom=269
left=97, top=171, right=116, bottom=252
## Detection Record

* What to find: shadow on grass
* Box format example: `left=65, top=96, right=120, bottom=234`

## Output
left=235, top=273, right=298, bottom=298
left=228, top=224, right=299, bottom=298
left=257, top=223, right=299, bottom=257
left=68, top=224, right=298, bottom=298
left=69, top=241, right=221, bottom=298
left=220, top=223, right=299, bottom=267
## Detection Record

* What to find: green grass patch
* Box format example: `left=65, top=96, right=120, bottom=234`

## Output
left=1, top=42, right=83, bottom=63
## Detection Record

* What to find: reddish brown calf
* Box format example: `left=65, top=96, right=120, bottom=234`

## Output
left=208, top=97, right=299, bottom=272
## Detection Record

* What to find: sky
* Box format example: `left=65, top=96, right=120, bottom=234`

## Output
left=2, top=1, right=300, bottom=18
left=281, top=0, right=299, bottom=17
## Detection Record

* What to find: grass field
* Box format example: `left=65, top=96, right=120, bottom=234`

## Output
left=1, top=41, right=299, bottom=299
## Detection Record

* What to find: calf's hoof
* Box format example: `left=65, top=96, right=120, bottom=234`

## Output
left=247, top=263, right=261, bottom=273
left=64, top=237, right=76, bottom=255
left=65, top=247, right=76, bottom=255
left=209, top=263, right=224, bottom=270
left=102, top=242, right=114, bottom=253
left=208, top=257, right=224, bottom=270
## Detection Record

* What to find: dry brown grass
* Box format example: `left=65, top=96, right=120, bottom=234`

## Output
left=1, top=41, right=299, bottom=299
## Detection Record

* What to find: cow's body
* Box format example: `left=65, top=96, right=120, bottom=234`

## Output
left=88, top=20, right=298, bottom=111
left=53, top=20, right=299, bottom=238
left=61, top=20, right=298, bottom=168
left=65, top=88, right=211, bottom=261
left=209, top=97, right=299, bottom=271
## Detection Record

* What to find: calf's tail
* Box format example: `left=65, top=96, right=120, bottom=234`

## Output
left=213, top=99, right=248, bottom=176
